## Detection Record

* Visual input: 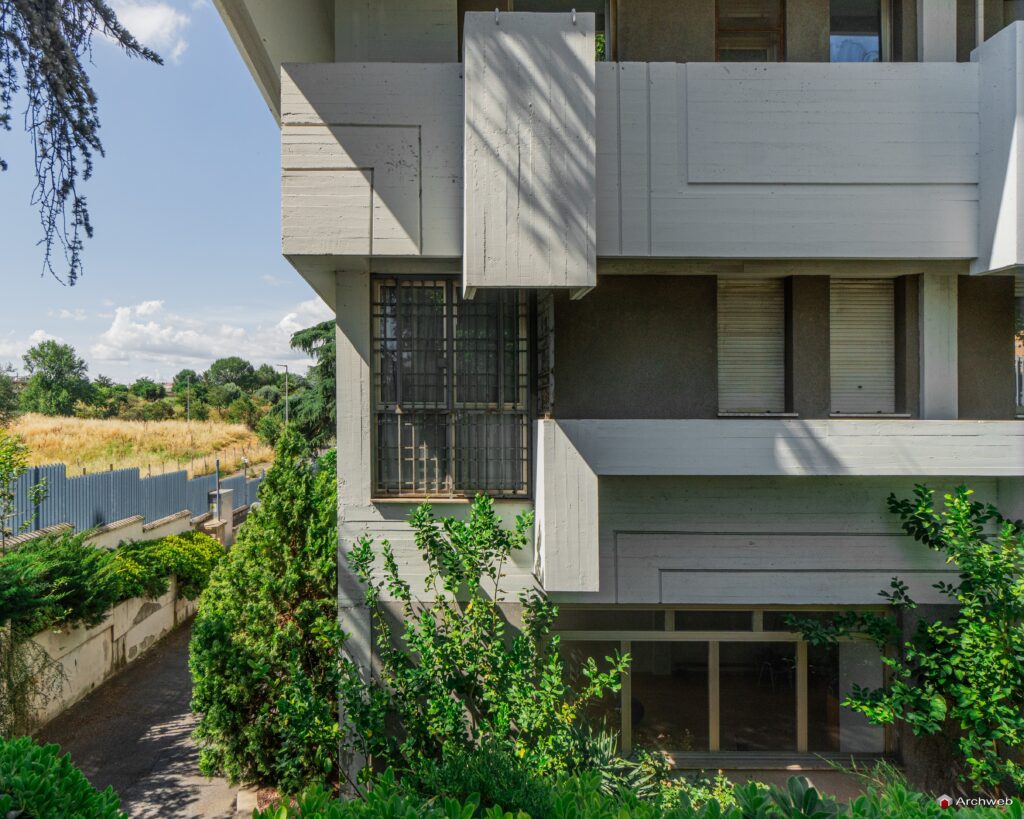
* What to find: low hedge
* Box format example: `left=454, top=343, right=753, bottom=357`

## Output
left=0, top=529, right=223, bottom=637
left=256, top=773, right=1022, bottom=819
left=0, top=736, right=126, bottom=819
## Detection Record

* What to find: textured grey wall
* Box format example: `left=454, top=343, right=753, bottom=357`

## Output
left=958, top=275, right=1016, bottom=419
left=786, top=0, right=829, bottom=61
left=895, top=275, right=921, bottom=416
left=553, top=276, right=718, bottom=418
left=616, top=0, right=715, bottom=61
left=786, top=276, right=831, bottom=417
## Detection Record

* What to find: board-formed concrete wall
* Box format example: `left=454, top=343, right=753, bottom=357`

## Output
left=554, top=475, right=1021, bottom=606
left=973, top=22, right=1024, bottom=273
left=463, top=11, right=597, bottom=291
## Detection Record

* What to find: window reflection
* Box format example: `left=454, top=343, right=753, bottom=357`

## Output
left=831, top=0, right=882, bottom=62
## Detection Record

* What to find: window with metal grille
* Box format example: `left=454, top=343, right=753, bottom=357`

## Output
left=371, top=277, right=531, bottom=498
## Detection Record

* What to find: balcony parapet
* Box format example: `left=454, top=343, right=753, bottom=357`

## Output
left=535, top=418, right=1024, bottom=592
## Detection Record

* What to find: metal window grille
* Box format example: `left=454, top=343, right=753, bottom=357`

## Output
left=371, top=277, right=531, bottom=498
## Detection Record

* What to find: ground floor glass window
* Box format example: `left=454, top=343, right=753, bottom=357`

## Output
left=556, top=608, right=885, bottom=757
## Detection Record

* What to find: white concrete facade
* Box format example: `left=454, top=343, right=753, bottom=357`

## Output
left=216, top=0, right=1024, bottom=766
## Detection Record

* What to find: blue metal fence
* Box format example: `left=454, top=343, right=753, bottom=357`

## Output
left=9, top=464, right=264, bottom=534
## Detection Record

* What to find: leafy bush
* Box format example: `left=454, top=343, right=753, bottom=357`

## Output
left=789, top=486, right=1024, bottom=793
left=113, top=530, right=224, bottom=600
left=2, top=531, right=121, bottom=636
left=253, top=771, right=1021, bottom=819
left=0, top=736, right=126, bottom=818
left=189, top=429, right=340, bottom=793
left=340, top=496, right=627, bottom=782
left=0, top=529, right=223, bottom=637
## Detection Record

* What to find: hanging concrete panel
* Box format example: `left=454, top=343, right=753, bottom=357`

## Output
left=973, top=22, right=1024, bottom=274
left=463, top=11, right=597, bottom=291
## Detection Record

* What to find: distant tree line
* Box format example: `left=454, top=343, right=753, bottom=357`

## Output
left=0, top=323, right=336, bottom=448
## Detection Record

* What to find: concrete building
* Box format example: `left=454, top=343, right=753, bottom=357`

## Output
left=215, top=0, right=1024, bottom=771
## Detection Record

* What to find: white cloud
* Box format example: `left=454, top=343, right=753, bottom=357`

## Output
left=53, top=308, right=88, bottom=321
left=110, top=1, right=191, bottom=63
left=0, top=329, right=64, bottom=366
left=91, top=298, right=333, bottom=379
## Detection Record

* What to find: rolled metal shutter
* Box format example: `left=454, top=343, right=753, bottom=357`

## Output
left=717, top=279, right=785, bottom=413
left=830, top=279, right=895, bottom=414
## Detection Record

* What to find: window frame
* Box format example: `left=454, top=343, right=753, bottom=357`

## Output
left=370, top=275, right=534, bottom=500
left=556, top=605, right=890, bottom=758
left=829, top=0, right=893, bottom=63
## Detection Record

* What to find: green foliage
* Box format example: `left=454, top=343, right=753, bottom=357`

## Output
left=0, top=427, right=47, bottom=553
left=1, top=1, right=161, bottom=285
left=0, top=736, right=126, bottom=818
left=129, top=377, right=166, bottom=400
left=287, top=320, right=335, bottom=447
left=0, top=529, right=223, bottom=637
left=225, top=395, right=261, bottom=429
left=189, top=430, right=341, bottom=792
left=18, top=341, right=93, bottom=416
left=208, top=382, right=243, bottom=409
left=408, top=740, right=557, bottom=816
left=254, top=771, right=1022, bottom=819
left=255, top=385, right=282, bottom=405
left=113, top=531, right=224, bottom=601
left=791, top=485, right=1024, bottom=794
left=4, top=531, right=119, bottom=636
left=256, top=412, right=284, bottom=446
left=341, top=496, right=628, bottom=782
left=206, top=357, right=257, bottom=391
left=0, top=366, right=16, bottom=424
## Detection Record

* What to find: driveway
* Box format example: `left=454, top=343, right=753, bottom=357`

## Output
left=36, top=622, right=241, bottom=818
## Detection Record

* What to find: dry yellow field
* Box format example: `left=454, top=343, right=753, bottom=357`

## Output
left=10, top=414, right=274, bottom=477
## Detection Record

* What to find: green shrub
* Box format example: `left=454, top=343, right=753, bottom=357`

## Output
left=0, top=529, right=223, bottom=637
left=254, top=772, right=1022, bottom=819
left=113, top=530, right=223, bottom=600
left=408, top=740, right=555, bottom=816
left=0, top=736, right=126, bottom=818
left=341, top=496, right=627, bottom=785
left=3, top=531, right=121, bottom=636
left=789, top=486, right=1024, bottom=793
left=189, top=429, right=340, bottom=793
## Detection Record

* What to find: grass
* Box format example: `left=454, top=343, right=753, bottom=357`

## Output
left=9, top=414, right=274, bottom=478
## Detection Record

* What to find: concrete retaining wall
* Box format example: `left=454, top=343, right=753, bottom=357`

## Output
left=31, top=578, right=198, bottom=727
left=26, top=511, right=206, bottom=728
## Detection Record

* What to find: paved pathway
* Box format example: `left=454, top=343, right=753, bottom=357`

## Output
left=37, top=623, right=240, bottom=818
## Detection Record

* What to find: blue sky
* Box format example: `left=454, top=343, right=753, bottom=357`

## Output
left=0, top=0, right=330, bottom=383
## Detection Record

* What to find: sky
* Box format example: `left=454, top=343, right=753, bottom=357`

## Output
left=0, top=0, right=332, bottom=383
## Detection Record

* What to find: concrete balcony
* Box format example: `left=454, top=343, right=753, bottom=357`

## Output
left=535, top=418, right=1024, bottom=592
left=280, top=21, right=1024, bottom=299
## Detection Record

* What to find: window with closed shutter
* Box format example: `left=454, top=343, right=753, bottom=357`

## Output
left=830, top=279, right=895, bottom=414
left=717, top=279, right=786, bottom=413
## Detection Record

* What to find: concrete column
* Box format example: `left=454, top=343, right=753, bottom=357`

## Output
left=918, top=0, right=958, bottom=60
left=334, top=269, right=372, bottom=780
left=919, top=273, right=959, bottom=419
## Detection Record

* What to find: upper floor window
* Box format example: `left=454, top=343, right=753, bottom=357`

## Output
left=830, top=0, right=883, bottom=62
left=830, top=279, right=895, bottom=414
left=371, top=277, right=531, bottom=499
left=717, top=279, right=786, bottom=414
left=716, top=0, right=785, bottom=62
